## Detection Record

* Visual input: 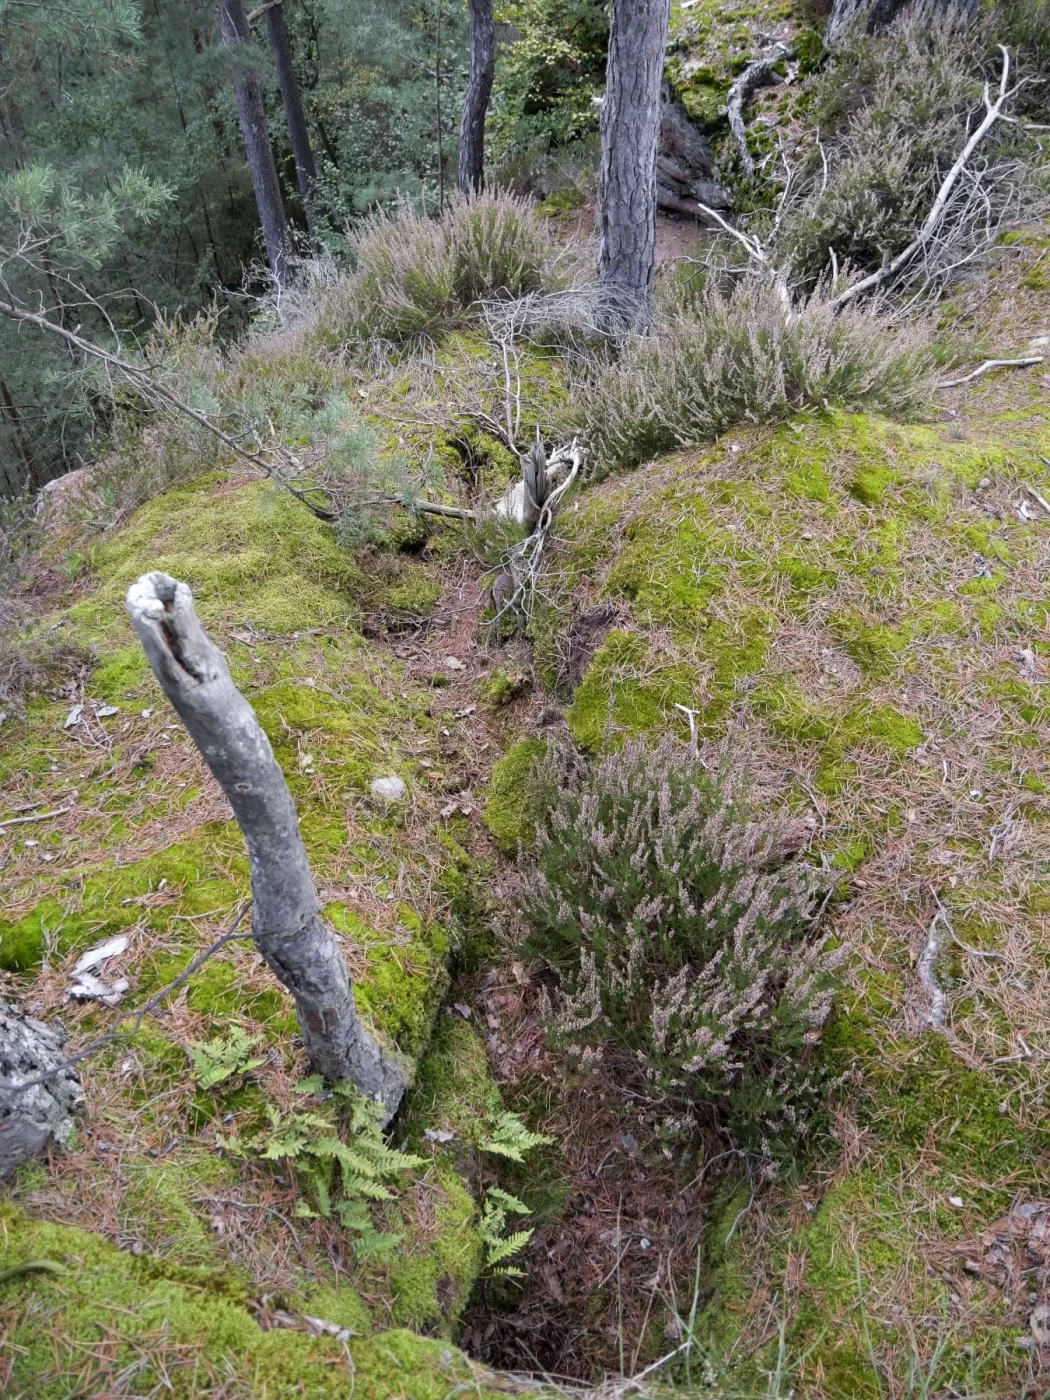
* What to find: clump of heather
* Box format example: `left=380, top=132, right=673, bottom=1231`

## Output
left=520, top=737, right=844, bottom=1166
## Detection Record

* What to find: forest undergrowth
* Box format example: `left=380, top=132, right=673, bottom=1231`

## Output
left=2, top=5, right=1050, bottom=1399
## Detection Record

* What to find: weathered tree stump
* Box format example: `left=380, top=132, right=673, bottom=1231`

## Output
left=0, top=1002, right=83, bottom=1178
left=126, top=572, right=407, bottom=1120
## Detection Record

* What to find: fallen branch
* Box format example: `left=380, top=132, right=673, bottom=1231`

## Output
left=726, top=47, right=788, bottom=179
left=935, top=355, right=1043, bottom=389
left=831, top=46, right=1013, bottom=309
left=917, top=899, right=950, bottom=1030
left=0, top=806, right=71, bottom=831
left=0, top=298, right=471, bottom=528
left=1024, top=482, right=1050, bottom=518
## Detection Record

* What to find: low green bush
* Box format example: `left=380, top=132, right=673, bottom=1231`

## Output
left=520, top=738, right=844, bottom=1165
left=579, top=279, right=932, bottom=475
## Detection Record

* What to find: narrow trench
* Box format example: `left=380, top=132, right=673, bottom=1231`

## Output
left=377, top=546, right=718, bottom=1383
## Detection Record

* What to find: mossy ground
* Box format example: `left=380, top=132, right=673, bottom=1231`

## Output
left=0, top=1202, right=530, bottom=1400
left=535, top=294, right=1050, bottom=1390
left=0, top=458, right=523, bottom=1378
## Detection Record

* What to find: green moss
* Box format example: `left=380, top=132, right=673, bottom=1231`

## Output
left=566, top=630, right=701, bottom=749
left=839, top=702, right=922, bottom=754
left=849, top=460, right=899, bottom=506
left=484, top=738, right=547, bottom=855
left=481, top=668, right=528, bottom=708
left=0, top=1205, right=512, bottom=1399
left=381, top=567, right=442, bottom=616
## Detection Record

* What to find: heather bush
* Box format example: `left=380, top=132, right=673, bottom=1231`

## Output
left=580, top=279, right=932, bottom=475
left=314, top=190, right=584, bottom=348
left=521, top=738, right=844, bottom=1163
left=777, top=14, right=1047, bottom=292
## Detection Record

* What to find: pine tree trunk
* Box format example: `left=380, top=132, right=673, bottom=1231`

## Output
left=263, top=0, right=318, bottom=235
left=825, top=0, right=978, bottom=46
left=598, top=0, right=672, bottom=329
left=458, top=0, right=495, bottom=195
left=125, top=572, right=407, bottom=1119
left=217, top=0, right=290, bottom=285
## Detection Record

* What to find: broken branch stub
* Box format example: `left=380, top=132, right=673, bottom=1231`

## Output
left=125, top=572, right=406, bottom=1120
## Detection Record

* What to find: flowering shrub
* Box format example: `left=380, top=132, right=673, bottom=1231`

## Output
left=520, top=738, right=844, bottom=1163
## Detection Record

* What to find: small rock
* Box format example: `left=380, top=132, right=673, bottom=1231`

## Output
left=978, top=477, right=991, bottom=489
left=424, top=1128, right=456, bottom=1144
left=370, top=776, right=406, bottom=802
left=949, top=1195, right=965, bottom=1208
left=443, top=656, right=466, bottom=671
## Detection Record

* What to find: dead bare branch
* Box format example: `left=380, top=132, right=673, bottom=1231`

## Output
left=831, top=45, right=1014, bottom=308
left=726, top=47, right=788, bottom=179
left=935, top=355, right=1043, bottom=388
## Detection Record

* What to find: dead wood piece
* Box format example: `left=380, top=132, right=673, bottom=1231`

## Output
left=935, top=355, right=1043, bottom=389
left=726, top=50, right=787, bottom=179
left=831, top=45, right=1013, bottom=308
left=658, top=84, right=732, bottom=214
left=125, top=572, right=406, bottom=1120
left=0, top=1002, right=83, bottom=1178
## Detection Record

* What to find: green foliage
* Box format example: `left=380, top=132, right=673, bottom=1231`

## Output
left=221, top=1080, right=424, bottom=1259
left=479, top=1111, right=553, bottom=1164
left=1, top=162, right=173, bottom=268
left=189, top=1028, right=265, bottom=1091
left=521, top=737, right=844, bottom=1163
left=489, top=0, right=608, bottom=160
left=479, top=1186, right=533, bottom=1277
left=581, top=281, right=933, bottom=476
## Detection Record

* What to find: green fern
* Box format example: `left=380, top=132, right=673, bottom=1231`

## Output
left=479, top=1111, right=553, bottom=1163
left=480, top=1186, right=534, bottom=1278
left=189, top=1027, right=266, bottom=1091
left=221, top=1080, right=423, bottom=1258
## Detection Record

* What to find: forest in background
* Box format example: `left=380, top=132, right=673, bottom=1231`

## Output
left=0, top=0, right=483, bottom=487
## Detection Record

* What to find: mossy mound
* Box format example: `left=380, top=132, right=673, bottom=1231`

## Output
left=0, top=1204, right=527, bottom=1400
left=0, top=470, right=506, bottom=1366
left=542, top=377, right=1050, bottom=1389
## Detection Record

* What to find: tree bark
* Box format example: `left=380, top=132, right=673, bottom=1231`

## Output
left=125, top=572, right=406, bottom=1120
left=217, top=0, right=291, bottom=285
left=0, top=1003, right=83, bottom=1178
left=457, top=0, right=495, bottom=195
left=598, top=0, right=672, bottom=329
left=263, top=0, right=318, bottom=236
left=824, top=0, right=978, bottom=46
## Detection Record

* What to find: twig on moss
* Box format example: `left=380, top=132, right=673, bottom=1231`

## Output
left=0, top=905, right=253, bottom=1096
left=917, top=897, right=949, bottom=1030
left=0, top=805, right=71, bottom=830
left=935, top=355, right=1043, bottom=389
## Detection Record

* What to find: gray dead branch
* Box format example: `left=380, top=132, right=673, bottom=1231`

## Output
left=125, top=572, right=407, bottom=1120
left=726, top=47, right=789, bottom=180
left=935, top=355, right=1043, bottom=389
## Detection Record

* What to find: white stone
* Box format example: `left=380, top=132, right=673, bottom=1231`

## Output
left=370, top=776, right=406, bottom=802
